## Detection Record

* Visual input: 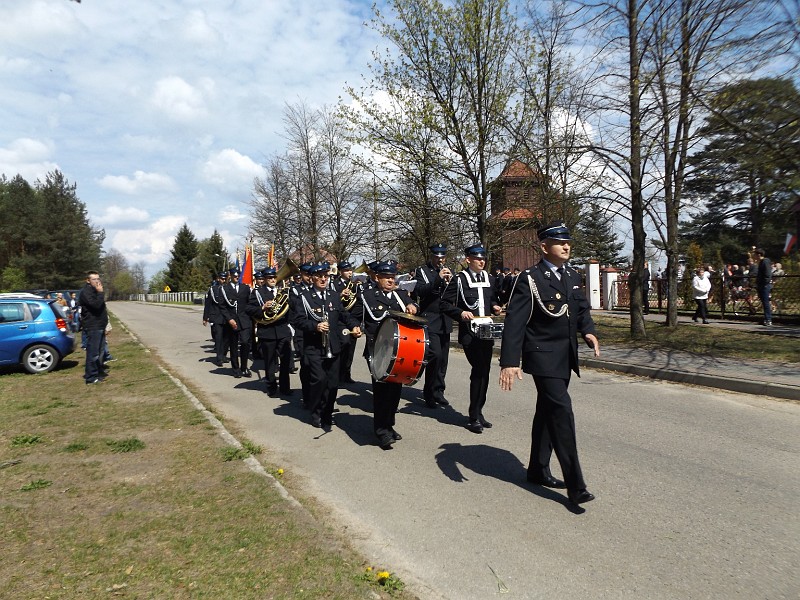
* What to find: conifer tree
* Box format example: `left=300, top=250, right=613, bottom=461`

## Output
left=166, top=224, right=199, bottom=291
left=572, top=204, right=626, bottom=267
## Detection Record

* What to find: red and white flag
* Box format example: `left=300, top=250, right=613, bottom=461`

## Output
left=784, top=232, right=798, bottom=255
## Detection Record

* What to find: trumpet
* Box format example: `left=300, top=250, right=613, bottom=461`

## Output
left=438, top=264, right=453, bottom=283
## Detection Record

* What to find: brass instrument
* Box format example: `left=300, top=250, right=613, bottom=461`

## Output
left=341, top=279, right=358, bottom=310
left=255, top=259, right=300, bottom=325
left=353, top=260, right=369, bottom=274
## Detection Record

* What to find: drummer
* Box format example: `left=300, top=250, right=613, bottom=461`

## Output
left=351, top=260, right=420, bottom=449
left=442, top=244, right=502, bottom=433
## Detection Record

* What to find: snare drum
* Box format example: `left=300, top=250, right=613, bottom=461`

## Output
left=371, top=314, right=429, bottom=385
left=470, top=316, right=505, bottom=340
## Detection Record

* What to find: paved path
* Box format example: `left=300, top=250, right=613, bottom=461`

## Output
left=109, top=302, right=800, bottom=600
left=581, top=311, right=799, bottom=400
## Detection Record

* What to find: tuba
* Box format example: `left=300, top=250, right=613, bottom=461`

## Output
left=256, top=259, right=300, bottom=325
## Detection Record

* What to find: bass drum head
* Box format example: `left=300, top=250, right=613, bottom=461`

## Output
left=370, top=318, right=398, bottom=381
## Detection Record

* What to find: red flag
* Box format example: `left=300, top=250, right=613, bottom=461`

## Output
left=784, top=233, right=797, bottom=255
left=241, top=245, right=254, bottom=286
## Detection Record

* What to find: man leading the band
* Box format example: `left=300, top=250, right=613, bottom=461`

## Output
left=414, top=243, right=453, bottom=408
left=442, top=244, right=502, bottom=433
left=498, top=221, right=600, bottom=507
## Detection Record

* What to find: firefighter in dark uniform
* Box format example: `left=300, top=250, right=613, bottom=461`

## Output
left=330, top=260, right=361, bottom=383
left=499, top=222, right=600, bottom=507
left=247, top=268, right=293, bottom=397
left=291, top=263, right=362, bottom=429
left=289, top=262, right=313, bottom=403
left=442, top=244, right=502, bottom=433
left=202, top=271, right=228, bottom=366
left=219, top=267, right=253, bottom=378
left=351, top=260, right=420, bottom=448
left=414, top=243, right=453, bottom=408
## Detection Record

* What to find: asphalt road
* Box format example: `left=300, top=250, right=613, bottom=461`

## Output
left=109, top=301, right=800, bottom=600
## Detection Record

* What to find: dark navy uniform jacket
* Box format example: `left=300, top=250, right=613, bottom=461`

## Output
left=291, top=288, right=359, bottom=355
left=414, top=263, right=453, bottom=336
left=499, top=262, right=596, bottom=379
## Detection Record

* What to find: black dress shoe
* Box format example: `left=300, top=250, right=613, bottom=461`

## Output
left=233, top=370, right=242, bottom=379
left=466, top=420, right=484, bottom=434
left=280, top=389, right=293, bottom=396
left=377, top=433, right=395, bottom=448
left=568, top=489, right=595, bottom=505
left=266, top=388, right=279, bottom=397
left=311, top=417, right=322, bottom=428
left=242, top=369, right=252, bottom=378
left=527, top=474, right=566, bottom=489
left=213, top=359, right=223, bottom=367
left=479, top=416, right=493, bottom=428
left=425, top=398, right=439, bottom=408
left=391, top=429, right=402, bottom=441
left=435, top=397, right=450, bottom=406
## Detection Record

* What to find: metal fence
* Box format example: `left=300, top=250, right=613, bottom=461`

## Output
left=610, top=274, right=800, bottom=321
left=129, top=292, right=204, bottom=304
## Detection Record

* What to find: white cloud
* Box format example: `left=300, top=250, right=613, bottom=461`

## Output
left=201, top=149, right=261, bottom=190
left=0, top=138, right=59, bottom=182
left=108, top=215, right=187, bottom=266
left=94, top=205, right=150, bottom=227
left=219, top=204, right=248, bottom=223
left=151, top=76, right=212, bottom=122
left=96, top=171, right=177, bottom=195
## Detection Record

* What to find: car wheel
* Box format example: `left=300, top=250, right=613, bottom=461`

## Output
left=22, top=344, right=60, bottom=374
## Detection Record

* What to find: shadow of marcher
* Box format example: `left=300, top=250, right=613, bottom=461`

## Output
left=329, top=411, right=383, bottom=448
left=434, top=443, right=585, bottom=513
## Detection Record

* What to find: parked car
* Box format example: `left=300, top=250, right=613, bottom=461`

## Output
left=0, top=296, right=75, bottom=373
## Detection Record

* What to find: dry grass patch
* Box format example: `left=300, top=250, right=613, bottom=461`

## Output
left=0, top=322, right=413, bottom=599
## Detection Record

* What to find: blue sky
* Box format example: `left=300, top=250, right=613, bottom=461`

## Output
left=0, top=0, right=382, bottom=276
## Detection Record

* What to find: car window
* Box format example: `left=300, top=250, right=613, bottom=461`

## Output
left=30, top=303, right=43, bottom=319
left=47, top=301, right=64, bottom=319
left=0, top=302, right=27, bottom=323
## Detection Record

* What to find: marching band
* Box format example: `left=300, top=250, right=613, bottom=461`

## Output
left=201, top=226, right=599, bottom=506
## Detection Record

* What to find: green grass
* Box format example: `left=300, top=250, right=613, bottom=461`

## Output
left=0, top=315, right=413, bottom=599
left=594, top=315, right=800, bottom=363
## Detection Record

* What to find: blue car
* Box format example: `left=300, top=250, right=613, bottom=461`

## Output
left=0, top=295, right=76, bottom=373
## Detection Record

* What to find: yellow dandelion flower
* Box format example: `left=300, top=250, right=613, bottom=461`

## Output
left=376, top=571, right=390, bottom=583
left=277, top=468, right=284, bottom=475
left=366, top=566, right=373, bottom=572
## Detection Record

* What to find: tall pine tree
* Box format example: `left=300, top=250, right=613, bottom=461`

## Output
left=572, top=204, right=626, bottom=267
left=166, top=224, right=199, bottom=292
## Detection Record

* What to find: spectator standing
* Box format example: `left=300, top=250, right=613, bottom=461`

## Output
left=79, top=271, right=108, bottom=384
left=754, top=248, right=773, bottom=326
left=691, top=266, right=711, bottom=324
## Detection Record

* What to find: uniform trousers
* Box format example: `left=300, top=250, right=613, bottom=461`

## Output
left=372, top=379, right=403, bottom=438
left=259, top=336, right=292, bottom=392
left=223, top=324, right=241, bottom=369
left=529, top=376, right=586, bottom=491
left=339, top=336, right=357, bottom=381
left=423, top=331, right=450, bottom=403
left=210, top=322, right=225, bottom=362
left=306, top=352, right=341, bottom=425
left=463, top=339, right=494, bottom=421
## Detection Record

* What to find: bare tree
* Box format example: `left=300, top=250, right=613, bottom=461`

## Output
left=346, top=0, right=522, bottom=251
